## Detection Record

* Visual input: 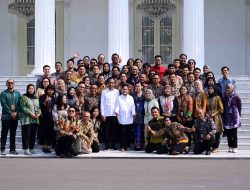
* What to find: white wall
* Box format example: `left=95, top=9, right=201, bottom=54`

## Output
left=64, top=0, right=109, bottom=63
left=0, top=0, right=18, bottom=76
left=204, top=0, right=247, bottom=75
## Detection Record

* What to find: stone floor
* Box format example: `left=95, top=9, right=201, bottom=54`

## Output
left=1, top=149, right=250, bottom=159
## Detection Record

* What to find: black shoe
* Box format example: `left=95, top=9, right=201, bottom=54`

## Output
left=42, top=148, right=50, bottom=153
left=111, top=145, right=117, bottom=150
left=205, top=151, right=211, bottom=155
left=65, top=153, right=73, bottom=158
left=9, top=150, right=18, bottom=155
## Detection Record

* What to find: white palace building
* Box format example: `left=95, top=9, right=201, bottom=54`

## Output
left=0, top=0, right=249, bottom=76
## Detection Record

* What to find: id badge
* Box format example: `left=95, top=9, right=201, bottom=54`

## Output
left=229, top=109, right=232, bottom=114
left=10, top=104, right=15, bottom=111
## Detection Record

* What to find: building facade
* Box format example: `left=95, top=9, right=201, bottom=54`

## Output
left=0, top=0, right=249, bottom=76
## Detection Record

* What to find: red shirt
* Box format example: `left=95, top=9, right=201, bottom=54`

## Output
left=151, top=65, right=167, bottom=79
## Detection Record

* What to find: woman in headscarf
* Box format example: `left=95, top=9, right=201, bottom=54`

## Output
left=20, top=84, right=41, bottom=155
left=144, top=89, right=159, bottom=144
left=159, top=85, right=177, bottom=121
left=55, top=79, right=67, bottom=98
left=223, top=84, right=241, bottom=153
left=207, top=85, right=224, bottom=153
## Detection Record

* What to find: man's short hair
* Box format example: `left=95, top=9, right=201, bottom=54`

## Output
left=43, top=65, right=50, bottom=70
left=151, top=106, right=159, bottom=112
left=221, top=66, right=229, bottom=71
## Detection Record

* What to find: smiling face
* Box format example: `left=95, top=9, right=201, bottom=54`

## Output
left=164, top=117, right=172, bottom=126
left=151, top=108, right=159, bottom=119
left=121, top=86, right=129, bottom=96
left=180, top=86, right=188, bottom=95
left=28, top=85, right=35, bottom=95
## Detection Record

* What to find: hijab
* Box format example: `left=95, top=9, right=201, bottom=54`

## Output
left=24, top=84, right=37, bottom=99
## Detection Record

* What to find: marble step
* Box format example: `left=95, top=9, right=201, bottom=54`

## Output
left=219, top=143, right=250, bottom=150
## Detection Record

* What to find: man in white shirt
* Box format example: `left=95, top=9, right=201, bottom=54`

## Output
left=115, top=84, right=136, bottom=151
left=101, top=78, right=120, bottom=150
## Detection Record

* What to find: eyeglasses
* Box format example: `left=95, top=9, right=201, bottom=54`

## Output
left=68, top=110, right=75, bottom=113
left=7, top=82, right=14, bottom=84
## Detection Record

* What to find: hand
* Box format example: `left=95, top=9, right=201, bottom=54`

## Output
left=132, top=113, right=137, bottom=117
left=30, top=113, right=37, bottom=119
left=115, top=112, right=119, bottom=117
left=101, top=115, right=106, bottom=121
left=191, top=126, right=195, bottom=132
left=151, top=130, right=156, bottom=136
left=73, top=52, right=79, bottom=58
left=11, top=112, right=17, bottom=119
left=205, top=134, right=211, bottom=140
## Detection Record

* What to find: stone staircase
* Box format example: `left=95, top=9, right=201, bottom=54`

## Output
left=0, top=75, right=249, bottom=151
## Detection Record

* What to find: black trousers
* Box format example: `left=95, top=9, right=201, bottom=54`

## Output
left=105, top=116, right=119, bottom=148
left=169, top=143, right=188, bottom=153
left=55, top=135, right=78, bottom=157
left=193, top=136, right=214, bottom=154
left=212, top=132, right=221, bottom=149
left=225, top=128, right=238, bottom=148
left=1, top=119, right=18, bottom=151
left=120, top=124, right=132, bottom=148
left=91, top=140, right=100, bottom=153
left=21, top=124, right=38, bottom=150
left=145, top=142, right=168, bottom=154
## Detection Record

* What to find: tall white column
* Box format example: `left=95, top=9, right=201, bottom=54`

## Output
left=183, top=0, right=204, bottom=69
left=108, top=0, right=129, bottom=64
left=32, top=0, right=55, bottom=75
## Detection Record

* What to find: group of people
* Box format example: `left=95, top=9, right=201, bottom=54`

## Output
left=0, top=53, right=242, bottom=157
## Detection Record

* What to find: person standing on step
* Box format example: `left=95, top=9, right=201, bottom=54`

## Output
left=20, top=84, right=41, bottom=155
left=223, top=84, right=241, bottom=153
left=115, top=84, right=136, bottom=151
left=100, top=78, right=120, bottom=150
left=1, top=79, right=21, bottom=155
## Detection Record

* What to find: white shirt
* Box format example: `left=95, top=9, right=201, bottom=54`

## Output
left=115, top=94, right=136, bottom=125
left=101, top=88, right=120, bottom=117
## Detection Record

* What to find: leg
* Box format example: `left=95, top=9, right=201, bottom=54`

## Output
left=145, top=142, right=157, bottom=153
left=170, top=143, right=188, bottom=153
left=91, top=140, right=100, bottom=153
left=231, top=128, right=238, bottom=148
left=226, top=129, right=233, bottom=148
left=156, top=143, right=168, bottom=154
left=212, top=132, right=221, bottom=149
left=21, top=124, right=31, bottom=150
left=29, top=124, right=38, bottom=150
left=193, top=142, right=205, bottom=154
left=9, top=120, right=18, bottom=151
left=1, top=120, right=10, bottom=151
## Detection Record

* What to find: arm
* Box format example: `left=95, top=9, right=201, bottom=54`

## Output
left=201, top=93, right=207, bottom=113
left=1, top=92, right=12, bottom=115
